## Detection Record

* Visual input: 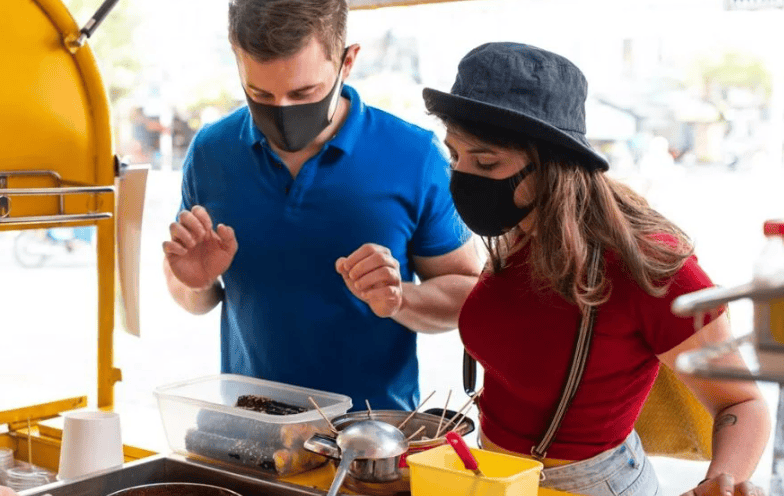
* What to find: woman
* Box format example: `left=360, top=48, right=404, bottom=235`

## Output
left=423, top=42, right=770, bottom=496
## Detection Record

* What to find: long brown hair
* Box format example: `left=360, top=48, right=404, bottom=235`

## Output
left=441, top=117, right=693, bottom=311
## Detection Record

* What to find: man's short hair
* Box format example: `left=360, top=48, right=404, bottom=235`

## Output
left=228, top=0, right=347, bottom=64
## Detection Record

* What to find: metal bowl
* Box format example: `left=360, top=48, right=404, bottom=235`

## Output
left=328, top=410, right=475, bottom=495
left=331, top=409, right=475, bottom=449
left=106, top=482, right=242, bottom=496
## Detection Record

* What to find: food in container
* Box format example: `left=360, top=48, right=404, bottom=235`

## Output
left=154, top=374, right=352, bottom=477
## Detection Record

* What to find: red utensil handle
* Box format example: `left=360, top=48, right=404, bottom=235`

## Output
left=445, top=431, right=479, bottom=471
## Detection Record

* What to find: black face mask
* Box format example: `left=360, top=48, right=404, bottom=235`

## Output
left=245, top=51, right=346, bottom=152
left=450, top=162, right=536, bottom=237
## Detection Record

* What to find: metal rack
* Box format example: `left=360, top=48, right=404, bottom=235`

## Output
left=0, top=170, right=113, bottom=225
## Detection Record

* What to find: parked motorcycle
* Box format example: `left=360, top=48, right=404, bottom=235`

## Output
left=13, top=227, right=94, bottom=268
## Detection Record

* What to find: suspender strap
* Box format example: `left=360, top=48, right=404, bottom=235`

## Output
left=531, top=245, right=602, bottom=460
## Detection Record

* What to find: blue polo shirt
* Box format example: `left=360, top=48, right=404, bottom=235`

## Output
left=180, top=84, right=470, bottom=411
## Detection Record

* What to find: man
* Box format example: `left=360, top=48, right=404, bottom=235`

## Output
left=163, top=0, right=481, bottom=411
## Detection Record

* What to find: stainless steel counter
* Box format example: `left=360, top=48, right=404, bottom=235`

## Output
left=21, top=454, right=343, bottom=496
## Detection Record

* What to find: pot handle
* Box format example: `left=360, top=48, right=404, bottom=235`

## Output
left=327, top=451, right=355, bottom=496
left=304, top=433, right=341, bottom=459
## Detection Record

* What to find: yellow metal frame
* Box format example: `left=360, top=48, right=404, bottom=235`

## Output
left=0, top=0, right=121, bottom=474
left=0, top=0, right=118, bottom=412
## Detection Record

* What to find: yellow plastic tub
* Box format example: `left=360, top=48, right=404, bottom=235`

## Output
left=407, top=444, right=543, bottom=496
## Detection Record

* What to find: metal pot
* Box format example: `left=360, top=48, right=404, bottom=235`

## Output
left=304, top=409, right=475, bottom=489
left=106, top=482, right=242, bottom=496
left=305, top=433, right=403, bottom=483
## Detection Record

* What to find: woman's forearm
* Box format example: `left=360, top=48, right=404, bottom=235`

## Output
left=705, top=397, right=770, bottom=482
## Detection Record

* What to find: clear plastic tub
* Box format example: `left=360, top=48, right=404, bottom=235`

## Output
left=4, top=465, right=54, bottom=491
left=153, top=374, right=352, bottom=477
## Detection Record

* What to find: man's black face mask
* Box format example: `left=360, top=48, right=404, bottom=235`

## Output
left=245, top=49, right=348, bottom=152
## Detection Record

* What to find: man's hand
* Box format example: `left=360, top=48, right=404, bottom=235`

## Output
left=336, top=243, right=403, bottom=318
left=0, top=487, right=19, bottom=496
left=681, top=474, right=765, bottom=496
left=163, top=205, right=238, bottom=290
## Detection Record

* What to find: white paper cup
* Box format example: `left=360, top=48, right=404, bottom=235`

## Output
left=57, top=411, right=123, bottom=480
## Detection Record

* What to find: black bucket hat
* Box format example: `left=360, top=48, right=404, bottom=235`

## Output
left=423, top=42, right=609, bottom=172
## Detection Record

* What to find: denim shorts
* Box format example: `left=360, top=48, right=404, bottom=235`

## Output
left=539, top=430, right=660, bottom=496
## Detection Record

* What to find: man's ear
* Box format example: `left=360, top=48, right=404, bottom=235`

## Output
left=341, top=43, right=361, bottom=80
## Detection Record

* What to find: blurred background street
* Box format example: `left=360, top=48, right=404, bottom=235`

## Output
left=2, top=0, right=784, bottom=493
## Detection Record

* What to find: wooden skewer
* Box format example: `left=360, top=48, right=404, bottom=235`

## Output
left=434, top=390, right=452, bottom=438
left=435, top=387, right=483, bottom=438
left=406, top=425, right=427, bottom=441
left=446, top=387, right=484, bottom=435
left=308, top=397, right=338, bottom=434
left=397, top=390, right=436, bottom=430
left=27, top=417, right=33, bottom=467
left=434, top=393, right=475, bottom=439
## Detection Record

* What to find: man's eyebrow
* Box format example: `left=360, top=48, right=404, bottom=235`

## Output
left=246, top=83, right=320, bottom=94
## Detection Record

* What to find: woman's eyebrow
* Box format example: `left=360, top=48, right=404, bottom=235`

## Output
left=443, top=139, right=496, bottom=155
left=466, top=146, right=496, bottom=154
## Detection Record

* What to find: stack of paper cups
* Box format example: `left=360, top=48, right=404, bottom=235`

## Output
left=57, top=411, right=123, bottom=480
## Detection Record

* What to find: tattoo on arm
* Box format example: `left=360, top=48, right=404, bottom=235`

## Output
left=713, top=413, right=738, bottom=434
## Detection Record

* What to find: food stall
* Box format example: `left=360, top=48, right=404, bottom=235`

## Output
left=2, top=0, right=783, bottom=495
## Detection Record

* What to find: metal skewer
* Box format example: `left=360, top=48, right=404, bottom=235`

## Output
left=435, top=387, right=483, bottom=439
left=397, top=390, right=436, bottom=430
left=308, top=397, right=338, bottom=434
left=365, top=399, right=373, bottom=419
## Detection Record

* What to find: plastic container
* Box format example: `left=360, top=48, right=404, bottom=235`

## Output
left=154, top=374, right=352, bottom=477
left=0, top=447, right=14, bottom=485
left=3, top=462, right=55, bottom=491
left=406, top=444, right=542, bottom=496
left=753, top=220, right=784, bottom=350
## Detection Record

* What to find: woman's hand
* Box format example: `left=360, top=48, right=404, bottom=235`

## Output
left=681, top=473, right=765, bottom=495
left=0, top=487, right=20, bottom=496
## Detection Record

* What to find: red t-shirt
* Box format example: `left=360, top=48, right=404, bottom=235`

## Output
left=459, top=243, right=719, bottom=460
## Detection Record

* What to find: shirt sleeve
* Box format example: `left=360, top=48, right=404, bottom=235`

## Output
left=638, top=254, right=723, bottom=355
left=409, top=133, right=472, bottom=257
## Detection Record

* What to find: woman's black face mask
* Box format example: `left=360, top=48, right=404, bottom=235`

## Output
left=449, top=162, right=536, bottom=237
left=245, top=49, right=347, bottom=152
